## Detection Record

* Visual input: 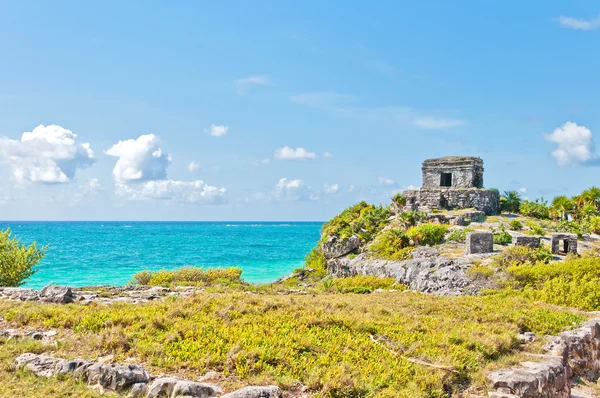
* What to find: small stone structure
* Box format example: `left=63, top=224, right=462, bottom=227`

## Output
left=466, top=231, right=494, bottom=254
left=403, top=156, right=500, bottom=215
left=514, top=236, right=541, bottom=249
left=551, top=233, right=577, bottom=255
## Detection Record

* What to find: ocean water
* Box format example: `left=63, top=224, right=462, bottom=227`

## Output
left=0, top=222, right=323, bottom=289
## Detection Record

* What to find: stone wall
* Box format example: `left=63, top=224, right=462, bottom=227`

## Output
left=487, top=319, right=600, bottom=397
left=403, top=188, right=500, bottom=215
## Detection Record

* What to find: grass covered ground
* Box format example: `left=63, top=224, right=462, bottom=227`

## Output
left=0, top=290, right=585, bottom=398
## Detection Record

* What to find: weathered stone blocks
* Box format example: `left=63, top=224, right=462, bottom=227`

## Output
left=403, top=188, right=500, bottom=215
left=514, top=236, right=541, bottom=249
left=551, top=233, right=577, bottom=255
left=466, top=231, right=494, bottom=254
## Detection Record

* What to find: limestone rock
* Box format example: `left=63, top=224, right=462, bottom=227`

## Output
left=147, top=377, right=221, bottom=398
left=128, top=382, right=148, bottom=397
left=221, top=386, right=282, bottom=398
left=86, top=362, right=149, bottom=391
left=322, top=235, right=360, bottom=259
left=39, top=284, right=76, bottom=303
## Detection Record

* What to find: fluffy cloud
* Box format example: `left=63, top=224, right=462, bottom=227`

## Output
left=557, top=15, right=600, bottom=30
left=187, top=161, right=200, bottom=173
left=274, top=146, right=317, bottom=160
left=115, top=180, right=226, bottom=204
left=378, top=176, right=396, bottom=185
left=105, top=134, right=171, bottom=183
left=235, top=75, right=269, bottom=95
left=106, top=134, right=226, bottom=205
left=546, top=122, right=598, bottom=166
left=205, top=124, right=228, bottom=137
left=0, top=124, right=95, bottom=184
left=324, top=183, right=339, bottom=194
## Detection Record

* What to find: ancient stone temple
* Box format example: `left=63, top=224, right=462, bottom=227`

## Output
left=403, top=156, right=500, bottom=215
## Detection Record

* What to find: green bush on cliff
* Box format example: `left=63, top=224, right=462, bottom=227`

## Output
left=132, top=266, right=243, bottom=287
left=0, top=228, right=46, bottom=287
left=321, top=201, right=391, bottom=244
left=405, top=223, right=448, bottom=246
left=368, top=229, right=414, bottom=260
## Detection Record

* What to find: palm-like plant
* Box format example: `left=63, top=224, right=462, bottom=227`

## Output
left=551, top=195, right=574, bottom=221
left=500, top=191, right=521, bottom=214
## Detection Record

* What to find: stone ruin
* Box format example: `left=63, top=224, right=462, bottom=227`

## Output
left=403, top=156, right=500, bottom=215
left=551, top=233, right=578, bottom=255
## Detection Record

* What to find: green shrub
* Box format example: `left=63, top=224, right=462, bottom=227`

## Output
left=466, top=265, right=495, bottom=279
left=0, top=229, right=46, bottom=287
left=131, top=266, right=243, bottom=287
left=589, top=216, right=600, bottom=234
left=491, top=245, right=552, bottom=268
left=405, top=223, right=448, bottom=246
left=331, top=275, right=400, bottom=293
left=305, top=247, right=327, bottom=277
left=555, top=220, right=583, bottom=238
left=368, top=229, right=414, bottom=260
left=446, top=227, right=474, bottom=243
left=321, top=201, right=391, bottom=244
left=492, top=225, right=512, bottom=245
left=525, top=221, right=545, bottom=236
left=392, top=192, right=407, bottom=208
left=504, top=257, right=600, bottom=310
left=397, top=210, right=428, bottom=228
left=519, top=199, right=550, bottom=219
left=508, top=220, right=523, bottom=231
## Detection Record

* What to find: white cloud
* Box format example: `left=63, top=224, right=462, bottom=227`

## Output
left=235, top=75, right=269, bottom=95
left=0, top=124, right=95, bottom=184
left=105, top=134, right=171, bottom=183
left=324, top=183, right=339, bottom=194
left=412, top=117, right=466, bottom=129
left=274, top=178, right=317, bottom=201
left=518, top=187, right=527, bottom=193
left=290, top=91, right=465, bottom=130
left=404, top=184, right=418, bottom=190
left=106, top=134, right=226, bottom=205
left=557, top=15, right=600, bottom=30
left=323, top=152, right=333, bottom=159
left=274, top=146, right=317, bottom=160
left=187, top=161, right=200, bottom=173
left=205, top=124, right=228, bottom=137
left=115, top=180, right=226, bottom=204
left=546, top=122, right=598, bottom=166
left=70, top=178, right=103, bottom=205
left=378, top=176, right=396, bottom=185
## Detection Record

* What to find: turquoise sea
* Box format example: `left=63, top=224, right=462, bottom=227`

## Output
left=0, top=222, right=323, bottom=289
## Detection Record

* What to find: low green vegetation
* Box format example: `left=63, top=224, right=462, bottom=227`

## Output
left=498, top=256, right=600, bottom=311
left=368, top=229, right=414, bottom=260
left=508, top=220, right=523, bottom=231
left=0, top=291, right=585, bottom=398
left=0, top=228, right=46, bottom=287
left=323, top=275, right=400, bottom=293
left=446, top=227, right=474, bottom=243
left=131, top=266, right=244, bottom=288
left=491, top=225, right=512, bottom=246
left=490, top=245, right=552, bottom=268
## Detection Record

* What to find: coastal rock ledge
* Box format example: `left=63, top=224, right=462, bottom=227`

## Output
left=327, top=247, right=482, bottom=296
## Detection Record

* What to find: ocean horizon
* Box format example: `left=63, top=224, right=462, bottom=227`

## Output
left=0, top=221, right=323, bottom=289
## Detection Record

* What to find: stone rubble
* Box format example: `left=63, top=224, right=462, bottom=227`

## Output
left=15, top=353, right=282, bottom=398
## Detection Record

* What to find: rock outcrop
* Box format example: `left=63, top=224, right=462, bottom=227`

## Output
left=322, top=235, right=360, bottom=259
left=327, top=247, right=481, bottom=295
left=0, top=284, right=75, bottom=303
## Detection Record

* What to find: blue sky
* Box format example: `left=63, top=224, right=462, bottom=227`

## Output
left=0, top=1, right=599, bottom=221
